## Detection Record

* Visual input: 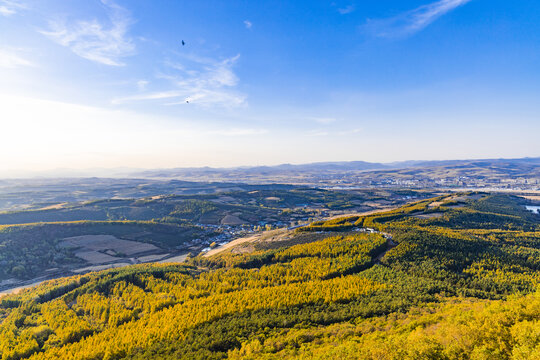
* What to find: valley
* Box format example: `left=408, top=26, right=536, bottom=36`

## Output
left=0, top=184, right=430, bottom=294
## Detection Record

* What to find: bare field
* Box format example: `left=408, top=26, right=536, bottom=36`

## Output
left=159, top=254, right=189, bottom=263
left=428, top=201, right=444, bottom=208
left=38, top=202, right=68, bottom=210
left=204, top=234, right=260, bottom=257
left=60, top=234, right=159, bottom=256
left=74, top=250, right=119, bottom=264
left=137, top=254, right=169, bottom=262
left=220, top=214, right=246, bottom=225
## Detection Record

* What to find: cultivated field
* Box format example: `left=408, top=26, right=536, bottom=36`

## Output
left=60, top=234, right=159, bottom=256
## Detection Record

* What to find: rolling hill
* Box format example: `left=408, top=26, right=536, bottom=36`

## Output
left=130, top=157, right=540, bottom=189
left=0, top=187, right=429, bottom=290
left=1, top=192, right=539, bottom=359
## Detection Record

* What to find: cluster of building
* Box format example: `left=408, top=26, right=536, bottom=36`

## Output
left=322, top=175, right=540, bottom=191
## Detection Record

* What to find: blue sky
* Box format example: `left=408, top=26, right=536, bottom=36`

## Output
left=0, top=0, right=539, bottom=171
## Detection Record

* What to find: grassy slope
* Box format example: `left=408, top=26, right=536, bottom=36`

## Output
left=0, top=193, right=539, bottom=359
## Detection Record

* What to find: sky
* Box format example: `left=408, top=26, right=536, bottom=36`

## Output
left=1, top=0, right=539, bottom=172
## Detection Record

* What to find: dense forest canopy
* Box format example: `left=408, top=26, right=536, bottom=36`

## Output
left=0, top=193, right=539, bottom=359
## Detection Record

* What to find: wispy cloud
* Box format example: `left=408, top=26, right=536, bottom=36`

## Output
left=112, top=90, right=182, bottom=104
left=243, top=20, right=252, bottom=29
left=0, top=48, right=34, bottom=68
left=337, top=5, right=355, bottom=15
left=40, top=0, right=134, bottom=66
left=114, top=54, right=246, bottom=108
left=365, top=0, right=472, bottom=38
left=0, top=0, right=26, bottom=16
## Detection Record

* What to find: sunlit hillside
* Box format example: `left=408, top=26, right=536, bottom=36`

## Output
left=1, top=193, right=539, bottom=359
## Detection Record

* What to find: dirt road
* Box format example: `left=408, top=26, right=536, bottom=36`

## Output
left=204, top=234, right=260, bottom=257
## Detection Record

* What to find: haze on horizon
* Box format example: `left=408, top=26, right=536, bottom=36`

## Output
left=1, top=0, right=539, bottom=173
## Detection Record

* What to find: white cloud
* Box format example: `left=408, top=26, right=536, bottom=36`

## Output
left=180, top=90, right=246, bottom=107
left=0, top=5, right=14, bottom=16
left=112, top=90, right=182, bottom=104
left=0, top=0, right=26, bottom=16
left=114, top=54, right=246, bottom=108
left=40, top=0, right=134, bottom=66
left=365, top=0, right=472, bottom=38
left=244, top=20, right=252, bottom=29
left=0, top=48, right=34, bottom=68
left=136, top=80, right=149, bottom=91
left=337, top=5, right=355, bottom=15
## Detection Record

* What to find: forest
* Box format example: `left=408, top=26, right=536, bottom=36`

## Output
left=0, top=187, right=431, bottom=282
left=0, top=193, right=539, bottom=359
left=0, top=221, right=205, bottom=281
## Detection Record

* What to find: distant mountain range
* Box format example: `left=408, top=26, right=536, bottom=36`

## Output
left=0, top=157, right=539, bottom=184
left=134, top=160, right=389, bottom=178
left=132, top=157, right=540, bottom=178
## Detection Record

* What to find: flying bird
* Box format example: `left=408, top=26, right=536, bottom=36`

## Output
left=181, top=40, right=185, bottom=46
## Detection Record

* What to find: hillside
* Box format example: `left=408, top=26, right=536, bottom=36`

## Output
left=0, top=193, right=539, bottom=359
left=0, top=179, right=300, bottom=213
left=0, top=221, right=205, bottom=283
left=0, top=188, right=428, bottom=287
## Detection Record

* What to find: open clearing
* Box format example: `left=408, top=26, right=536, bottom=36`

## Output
left=412, top=212, right=445, bottom=219
left=38, top=202, right=68, bottom=210
left=74, top=250, right=119, bottom=264
left=60, top=234, right=159, bottom=256
left=204, top=234, right=260, bottom=257
left=137, top=254, right=169, bottom=262
left=453, top=194, right=484, bottom=201
left=220, top=214, right=246, bottom=225
left=72, top=263, right=132, bottom=274
left=159, top=254, right=189, bottom=263
left=428, top=201, right=444, bottom=208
